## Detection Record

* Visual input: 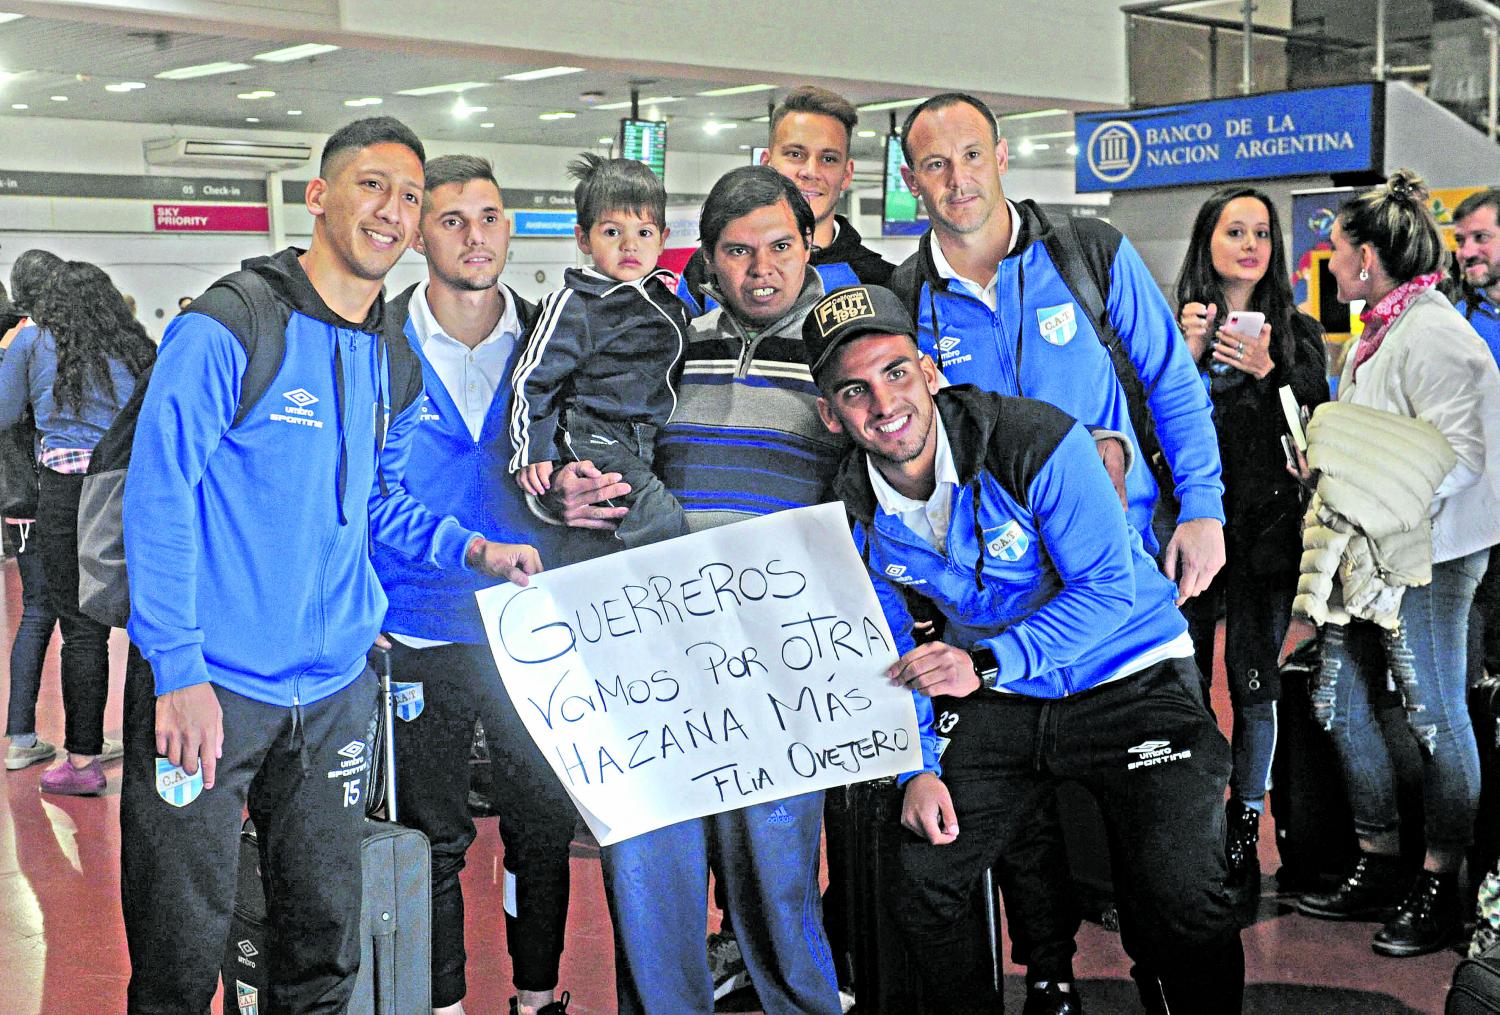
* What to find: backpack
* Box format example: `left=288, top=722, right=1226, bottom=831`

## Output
left=890, top=204, right=1176, bottom=501
left=76, top=270, right=424, bottom=629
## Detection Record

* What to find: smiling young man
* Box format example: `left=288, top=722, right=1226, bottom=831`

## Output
left=375, top=154, right=577, bottom=1015
left=1454, top=188, right=1500, bottom=363
left=120, top=120, right=540, bottom=1015
left=678, top=86, right=892, bottom=316
left=809, top=284, right=1243, bottom=1015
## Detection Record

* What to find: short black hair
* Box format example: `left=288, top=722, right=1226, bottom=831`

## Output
left=1455, top=187, right=1500, bottom=225
left=899, top=92, right=999, bottom=166
left=423, top=154, right=499, bottom=209
left=771, top=86, right=858, bottom=151
left=698, top=165, right=814, bottom=256
left=320, top=116, right=426, bottom=176
left=567, top=152, right=666, bottom=231
left=10, top=248, right=64, bottom=314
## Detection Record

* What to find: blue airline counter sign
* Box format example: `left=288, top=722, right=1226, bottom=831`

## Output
left=1075, top=84, right=1378, bottom=193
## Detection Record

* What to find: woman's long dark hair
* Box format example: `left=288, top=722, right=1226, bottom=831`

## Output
left=1174, top=186, right=1297, bottom=364
left=30, top=261, right=155, bottom=415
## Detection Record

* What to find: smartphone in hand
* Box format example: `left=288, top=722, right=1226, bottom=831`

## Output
left=1224, top=310, right=1265, bottom=338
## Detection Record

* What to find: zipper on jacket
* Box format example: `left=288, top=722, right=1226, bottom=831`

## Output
left=937, top=284, right=1022, bottom=396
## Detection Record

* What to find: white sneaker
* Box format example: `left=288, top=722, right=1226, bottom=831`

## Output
left=98, top=738, right=124, bottom=764
left=6, top=737, right=57, bottom=771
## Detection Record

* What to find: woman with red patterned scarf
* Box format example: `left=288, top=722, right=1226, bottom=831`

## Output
left=1292, top=170, right=1500, bottom=958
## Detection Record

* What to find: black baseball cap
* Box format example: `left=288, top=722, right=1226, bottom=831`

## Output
left=801, top=285, right=918, bottom=381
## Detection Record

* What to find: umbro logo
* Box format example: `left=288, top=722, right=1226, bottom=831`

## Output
left=885, top=564, right=908, bottom=578
left=337, top=740, right=365, bottom=760
left=282, top=388, right=318, bottom=408
left=938, top=336, right=961, bottom=353
left=1126, top=738, right=1192, bottom=771
left=237, top=940, right=259, bottom=958
left=1128, top=740, right=1171, bottom=755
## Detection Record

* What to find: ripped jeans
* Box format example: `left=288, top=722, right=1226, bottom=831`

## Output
left=1315, top=550, right=1487, bottom=852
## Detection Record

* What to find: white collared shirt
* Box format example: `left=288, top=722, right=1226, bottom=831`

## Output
left=867, top=409, right=959, bottom=554
left=928, top=200, right=1022, bottom=312
left=408, top=279, right=522, bottom=441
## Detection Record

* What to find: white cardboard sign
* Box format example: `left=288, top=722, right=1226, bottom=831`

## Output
left=476, top=503, right=921, bottom=845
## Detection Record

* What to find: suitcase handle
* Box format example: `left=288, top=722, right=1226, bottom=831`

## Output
left=369, top=643, right=398, bottom=823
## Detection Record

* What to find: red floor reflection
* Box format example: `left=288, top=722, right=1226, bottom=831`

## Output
left=0, top=560, right=1462, bottom=1013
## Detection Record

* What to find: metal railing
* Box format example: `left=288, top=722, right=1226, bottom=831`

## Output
left=1122, top=0, right=1500, bottom=140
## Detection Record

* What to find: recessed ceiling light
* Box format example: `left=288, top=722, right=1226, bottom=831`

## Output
left=751, top=114, right=769, bottom=123
left=245, top=117, right=260, bottom=123
left=452, top=98, right=488, bottom=118
left=287, top=109, right=303, bottom=116
left=105, top=81, right=146, bottom=93
left=155, top=62, right=251, bottom=81
left=0, top=70, right=19, bottom=85
left=696, top=83, right=775, bottom=97
left=50, top=95, right=67, bottom=102
left=739, top=144, right=753, bottom=150
left=236, top=90, right=276, bottom=100
left=856, top=129, right=878, bottom=138
left=703, top=121, right=738, bottom=135
left=344, top=96, right=383, bottom=107
left=0, top=14, right=24, bottom=24
left=480, top=122, right=495, bottom=129
left=503, top=66, right=583, bottom=82
left=597, top=136, right=611, bottom=144
left=856, top=97, right=925, bottom=112
left=593, top=96, right=680, bottom=111
left=395, top=81, right=487, bottom=97
left=253, top=43, right=339, bottom=63
left=1067, top=144, right=1080, bottom=156
left=538, top=111, right=577, bottom=121
left=10, top=103, right=25, bottom=109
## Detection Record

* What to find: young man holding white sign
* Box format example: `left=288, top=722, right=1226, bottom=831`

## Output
left=545, top=165, right=847, bottom=1015
left=808, top=284, right=1244, bottom=1015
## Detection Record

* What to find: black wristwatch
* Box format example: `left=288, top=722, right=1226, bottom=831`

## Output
left=969, top=646, right=1000, bottom=691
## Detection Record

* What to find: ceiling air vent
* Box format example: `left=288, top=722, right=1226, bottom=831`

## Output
left=144, top=137, right=313, bottom=169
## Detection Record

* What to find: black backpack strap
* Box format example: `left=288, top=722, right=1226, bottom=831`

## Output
left=1038, top=209, right=1174, bottom=499
left=381, top=285, right=425, bottom=418
left=888, top=253, right=925, bottom=331
left=188, top=269, right=289, bottom=429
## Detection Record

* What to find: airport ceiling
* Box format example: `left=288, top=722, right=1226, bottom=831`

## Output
left=0, top=12, right=1081, bottom=169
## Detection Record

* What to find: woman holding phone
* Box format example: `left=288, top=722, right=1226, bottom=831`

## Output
left=1174, top=185, right=1329, bottom=913
left=1290, top=171, right=1500, bottom=957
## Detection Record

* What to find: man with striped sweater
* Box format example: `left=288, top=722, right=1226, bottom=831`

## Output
left=546, top=164, right=845, bottom=1015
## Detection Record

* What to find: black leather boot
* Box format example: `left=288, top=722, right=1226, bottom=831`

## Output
left=1297, top=852, right=1405, bottom=920
left=1372, top=871, right=1463, bottom=957
left=1224, top=800, right=1262, bottom=918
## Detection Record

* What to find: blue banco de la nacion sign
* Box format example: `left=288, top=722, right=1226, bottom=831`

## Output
left=1074, top=84, right=1379, bottom=193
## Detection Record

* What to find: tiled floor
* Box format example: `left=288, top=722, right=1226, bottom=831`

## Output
left=0, top=560, right=1466, bottom=1013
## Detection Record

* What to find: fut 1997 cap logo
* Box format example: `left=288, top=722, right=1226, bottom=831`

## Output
left=815, top=287, right=876, bottom=337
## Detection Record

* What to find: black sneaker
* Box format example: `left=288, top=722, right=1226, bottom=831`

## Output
left=1021, top=982, right=1084, bottom=1015
left=508, top=992, right=570, bottom=1015
left=1297, top=853, right=1405, bottom=920
left=1372, top=871, right=1463, bottom=958
left=1224, top=800, right=1262, bottom=918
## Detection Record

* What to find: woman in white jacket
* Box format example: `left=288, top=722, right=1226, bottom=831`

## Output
left=1294, top=170, right=1500, bottom=957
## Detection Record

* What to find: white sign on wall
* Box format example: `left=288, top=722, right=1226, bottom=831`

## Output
left=476, top=503, right=921, bottom=845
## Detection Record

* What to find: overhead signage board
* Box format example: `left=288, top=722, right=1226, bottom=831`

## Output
left=1075, top=83, right=1380, bottom=193
left=152, top=204, right=270, bottom=232
left=0, top=170, right=266, bottom=201
left=620, top=118, right=667, bottom=180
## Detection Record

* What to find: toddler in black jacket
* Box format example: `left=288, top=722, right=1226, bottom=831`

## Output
left=509, top=153, right=690, bottom=559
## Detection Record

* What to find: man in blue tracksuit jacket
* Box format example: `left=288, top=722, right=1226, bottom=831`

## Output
left=119, top=119, right=539, bottom=1015
left=376, top=154, right=577, bottom=1015
left=806, top=284, right=1243, bottom=1015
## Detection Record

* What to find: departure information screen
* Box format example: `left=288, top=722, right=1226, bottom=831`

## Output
left=620, top=119, right=667, bottom=179
left=882, top=134, right=925, bottom=236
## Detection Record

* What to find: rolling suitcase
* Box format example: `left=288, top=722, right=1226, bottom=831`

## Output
left=1448, top=942, right=1500, bottom=1014
left=842, top=777, right=1003, bottom=1014
left=223, top=648, right=432, bottom=1013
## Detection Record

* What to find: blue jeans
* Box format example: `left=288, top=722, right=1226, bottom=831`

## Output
left=5, top=524, right=59, bottom=736
left=1322, top=550, right=1487, bottom=851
